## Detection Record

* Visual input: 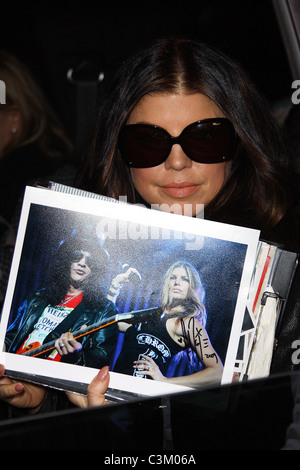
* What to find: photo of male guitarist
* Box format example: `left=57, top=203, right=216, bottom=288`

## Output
left=4, top=235, right=119, bottom=368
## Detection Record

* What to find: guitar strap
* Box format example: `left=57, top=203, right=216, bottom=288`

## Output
left=43, top=300, right=86, bottom=344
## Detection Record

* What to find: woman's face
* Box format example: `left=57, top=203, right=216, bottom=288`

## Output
left=168, top=265, right=190, bottom=302
left=128, top=93, right=230, bottom=216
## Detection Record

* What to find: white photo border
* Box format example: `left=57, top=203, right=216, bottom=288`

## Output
left=0, top=186, right=260, bottom=398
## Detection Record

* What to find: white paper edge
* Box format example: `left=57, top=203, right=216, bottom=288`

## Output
left=0, top=186, right=260, bottom=396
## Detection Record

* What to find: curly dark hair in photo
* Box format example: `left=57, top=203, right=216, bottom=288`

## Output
left=41, top=237, right=109, bottom=307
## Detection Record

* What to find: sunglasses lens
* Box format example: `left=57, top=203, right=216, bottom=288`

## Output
left=72, top=251, right=95, bottom=268
left=119, top=125, right=170, bottom=168
left=181, top=119, right=235, bottom=163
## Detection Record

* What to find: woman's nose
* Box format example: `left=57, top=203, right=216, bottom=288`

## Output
left=164, top=144, right=192, bottom=171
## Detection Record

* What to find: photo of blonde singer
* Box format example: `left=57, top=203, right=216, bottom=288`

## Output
left=112, top=261, right=223, bottom=388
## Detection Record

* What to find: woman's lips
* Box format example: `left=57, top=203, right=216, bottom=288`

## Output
left=161, top=182, right=199, bottom=198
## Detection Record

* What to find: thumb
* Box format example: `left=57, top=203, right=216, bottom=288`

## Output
left=86, top=366, right=110, bottom=407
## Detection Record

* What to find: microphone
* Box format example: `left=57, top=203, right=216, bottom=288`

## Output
left=128, top=270, right=141, bottom=284
left=123, top=307, right=162, bottom=324
left=119, top=263, right=141, bottom=284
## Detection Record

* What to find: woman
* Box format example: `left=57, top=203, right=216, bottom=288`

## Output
left=78, top=37, right=299, bottom=253
left=113, top=260, right=223, bottom=388
left=0, top=50, right=76, bottom=304
left=77, top=36, right=299, bottom=377
left=0, top=50, right=74, bottom=223
left=1, top=36, right=299, bottom=414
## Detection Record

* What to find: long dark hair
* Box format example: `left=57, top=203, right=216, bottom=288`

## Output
left=0, top=49, right=74, bottom=161
left=78, top=37, right=294, bottom=231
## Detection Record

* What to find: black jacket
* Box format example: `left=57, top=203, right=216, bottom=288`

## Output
left=5, top=289, right=119, bottom=368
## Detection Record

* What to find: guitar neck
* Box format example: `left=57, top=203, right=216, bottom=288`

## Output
left=22, top=307, right=161, bottom=358
left=22, top=312, right=133, bottom=358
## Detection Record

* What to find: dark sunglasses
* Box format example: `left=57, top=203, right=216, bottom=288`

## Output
left=72, top=250, right=95, bottom=268
left=118, top=118, right=236, bottom=168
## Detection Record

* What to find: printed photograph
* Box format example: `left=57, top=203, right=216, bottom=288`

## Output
left=0, top=187, right=259, bottom=398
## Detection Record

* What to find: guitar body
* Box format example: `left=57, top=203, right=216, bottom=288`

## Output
left=17, top=341, right=41, bottom=355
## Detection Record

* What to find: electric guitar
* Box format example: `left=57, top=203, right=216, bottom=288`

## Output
left=20, top=307, right=161, bottom=359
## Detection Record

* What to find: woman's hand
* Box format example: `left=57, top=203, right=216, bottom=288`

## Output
left=66, top=366, right=110, bottom=408
left=133, top=355, right=166, bottom=382
left=1, top=362, right=111, bottom=413
left=0, top=364, right=46, bottom=414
